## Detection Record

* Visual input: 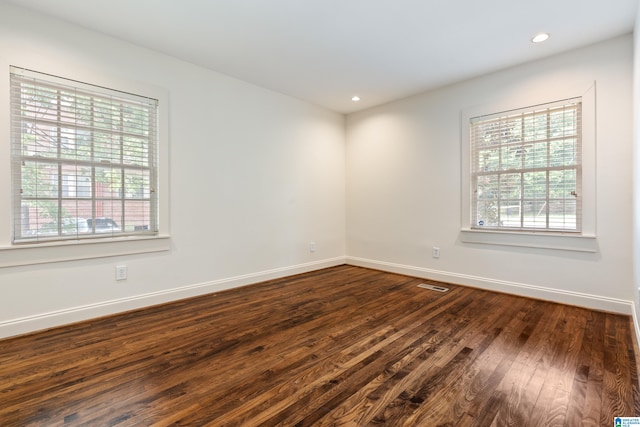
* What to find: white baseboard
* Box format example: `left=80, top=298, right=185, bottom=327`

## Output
left=3, top=255, right=633, bottom=340
left=0, top=256, right=346, bottom=339
left=346, top=256, right=634, bottom=315
left=632, top=302, right=640, bottom=353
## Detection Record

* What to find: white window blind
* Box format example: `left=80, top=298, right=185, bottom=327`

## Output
left=470, top=98, right=582, bottom=232
left=10, top=67, right=159, bottom=243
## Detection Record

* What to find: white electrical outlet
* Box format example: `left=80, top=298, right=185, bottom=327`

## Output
left=309, top=241, right=317, bottom=253
left=432, top=247, right=440, bottom=259
left=115, top=265, right=127, bottom=281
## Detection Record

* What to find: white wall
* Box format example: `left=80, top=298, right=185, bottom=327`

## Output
left=633, top=9, right=640, bottom=335
left=0, top=3, right=346, bottom=338
left=347, top=35, right=634, bottom=312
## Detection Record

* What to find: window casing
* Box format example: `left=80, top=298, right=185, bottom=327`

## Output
left=470, top=99, right=582, bottom=233
left=10, top=67, right=159, bottom=243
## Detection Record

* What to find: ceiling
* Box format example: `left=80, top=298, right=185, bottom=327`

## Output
left=4, top=0, right=638, bottom=114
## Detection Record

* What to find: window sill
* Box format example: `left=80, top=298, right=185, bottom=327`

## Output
left=460, top=229, right=597, bottom=252
left=0, top=235, right=171, bottom=268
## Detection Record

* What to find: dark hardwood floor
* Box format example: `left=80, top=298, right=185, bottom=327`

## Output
left=1, top=265, right=638, bottom=426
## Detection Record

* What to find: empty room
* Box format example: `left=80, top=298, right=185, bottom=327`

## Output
left=1, top=0, right=640, bottom=425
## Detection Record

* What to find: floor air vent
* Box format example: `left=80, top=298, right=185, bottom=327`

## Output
left=417, top=283, right=449, bottom=292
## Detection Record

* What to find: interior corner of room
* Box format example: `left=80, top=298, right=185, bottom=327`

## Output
left=0, top=0, right=637, bottom=344
left=2, top=0, right=640, bottom=424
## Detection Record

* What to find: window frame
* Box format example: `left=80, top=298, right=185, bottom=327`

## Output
left=10, top=67, right=159, bottom=244
left=469, top=98, right=582, bottom=233
left=0, top=63, right=170, bottom=267
left=460, top=83, right=597, bottom=252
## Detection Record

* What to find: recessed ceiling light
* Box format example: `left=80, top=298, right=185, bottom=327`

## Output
left=531, top=33, right=549, bottom=43
left=352, top=96, right=360, bottom=102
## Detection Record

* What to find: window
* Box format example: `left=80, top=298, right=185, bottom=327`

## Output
left=10, top=67, right=159, bottom=243
left=470, top=99, right=582, bottom=232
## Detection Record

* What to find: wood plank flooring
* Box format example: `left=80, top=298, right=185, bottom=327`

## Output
left=0, top=265, right=638, bottom=426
